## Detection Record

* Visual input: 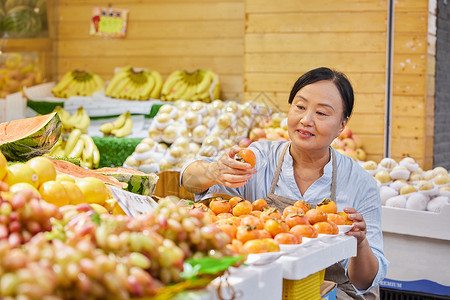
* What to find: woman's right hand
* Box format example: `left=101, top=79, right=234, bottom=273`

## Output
left=209, top=146, right=257, bottom=188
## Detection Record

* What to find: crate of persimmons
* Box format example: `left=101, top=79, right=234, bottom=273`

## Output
left=189, top=196, right=352, bottom=300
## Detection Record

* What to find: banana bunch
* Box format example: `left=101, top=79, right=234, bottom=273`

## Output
left=48, top=129, right=101, bottom=169
left=99, top=110, right=133, bottom=138
left=105, top=66, right=163, bottom=100
left=53, top=106, right=90, bottom=134
left=52, top=70, right=104, bottom=98
left=160, top=69, right=220, bottom=103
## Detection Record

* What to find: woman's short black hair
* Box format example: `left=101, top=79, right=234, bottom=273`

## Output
left=288, top=67, right=354, bottom=120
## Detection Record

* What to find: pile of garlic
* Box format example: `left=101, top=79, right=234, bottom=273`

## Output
left=361, top=157, right=450, bottom=213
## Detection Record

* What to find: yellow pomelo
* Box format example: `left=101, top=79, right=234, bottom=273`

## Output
left=56, top=174, right=76, bottom=183
left=39, top=180, right=69, bottom=207
left=76, top=177, right=108, bottom=205
left=10, top=182, right=40, bottom=197
left=26, top=157, right=57, bottom=187
left=0, top=152, right=7, bottom=181
left=60, top=181, right=84, bottom=205
left=4, top=163, right=38, bottom=187
left=89, top=203, right=109, bottom=215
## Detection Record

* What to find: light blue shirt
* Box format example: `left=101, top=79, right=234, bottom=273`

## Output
left=180, top=140, right=389, bottom=294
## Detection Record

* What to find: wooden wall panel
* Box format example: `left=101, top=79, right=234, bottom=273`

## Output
left=390, top=1, right=435, bottom=169
left=244, top=1, right=388, bottom=161
left=56, top=0, right=244, bottom=100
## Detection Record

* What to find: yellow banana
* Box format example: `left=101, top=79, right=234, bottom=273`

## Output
left=111, top=117, right=133, bottom=137
left=212, top=75, right=221, bottom=100
left=65, top=128, right=82, bottom=156
left=180, top=84, right=196, bottom=101
left=149, top=71, right=163, bottom=99
left=92, top=74, right=105, bottom=91
left=113, top=111, right=130, bottom=129
left=195, top=71, right=214, bottom=95
left=80, top=134, right=95, bottom=168
left=92, top=147, right=100, bottom=168
left=53, top=106, right=73, bottom=132
left=168, top=80, right=188, bottom=101
left=51, top=71, right=75, bottom=97
left=72, top=107, right=90, bottom=133
left=52, top=146, right=66, bottom=157
left=100, top=122, right=114, bottom=135
left=138, top=74, right=154, bottom=100
left=105, top=69, right=130, bottom=96
left=69, top=138, right=84, bottom=158
left=109, top=77, right=131, bottom=99
left=161, top=71, right=183, bottom=96
left=47, top=137, right=63, bottom=156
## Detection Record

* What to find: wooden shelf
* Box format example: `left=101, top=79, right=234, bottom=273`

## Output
left=0, top=38, right=53, bottom=53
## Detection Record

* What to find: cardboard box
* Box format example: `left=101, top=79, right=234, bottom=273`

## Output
left=321, top=281, right=337, bottom=300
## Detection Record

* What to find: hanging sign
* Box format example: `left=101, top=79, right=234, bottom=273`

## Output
left=90, top=7, right=129, bottom=38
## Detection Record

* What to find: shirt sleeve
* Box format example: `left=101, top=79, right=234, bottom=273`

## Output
left=342, top=169, right=390, bottom=295
left=178, top=157, right=246, bottom=202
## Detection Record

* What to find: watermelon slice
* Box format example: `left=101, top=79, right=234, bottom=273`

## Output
left=0, top=112, right=61, bottom=161
left=94, top=167, right=159, bottom=196
left=49, top=159, right=126, bottom=189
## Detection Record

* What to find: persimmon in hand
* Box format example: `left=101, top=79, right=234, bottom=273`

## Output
left=235, top=149, right=256, bottom=168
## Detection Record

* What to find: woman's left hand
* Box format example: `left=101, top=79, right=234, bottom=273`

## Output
left=343, top=207, right=367, bottom=246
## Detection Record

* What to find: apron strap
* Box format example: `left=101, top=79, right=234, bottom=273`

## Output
left=269, top=143, right=290, bottom=194
left=330, top=149, right=337, bottom=202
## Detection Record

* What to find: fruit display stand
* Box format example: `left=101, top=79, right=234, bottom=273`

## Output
left=380, top=204, right=450, bottom=297
left=170, top=235, right=354, bottom=300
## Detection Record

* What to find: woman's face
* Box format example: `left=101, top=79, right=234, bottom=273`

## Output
left=287, top=80, right=347, bottom=153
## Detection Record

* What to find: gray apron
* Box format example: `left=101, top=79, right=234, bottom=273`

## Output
left=264, top=143, right=380, bottom=300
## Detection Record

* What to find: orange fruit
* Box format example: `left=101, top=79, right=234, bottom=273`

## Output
left=60, top=181, right=85, bottom=205
left=209, top=198, right=231, bottom=215
left=252, top=199, right=268, bottom=211
left=235, top=149, right=256, bottom=168
left=290, top=224, right=318, bottom=239
left=26, top=157, right=56, bottom=188
left=293, top=200, right=311, bottom=213
left=39, top=180, right=69, bottom=207
left=305, top=208, right=328, bottom=224
left=316, top=198, right=338, bottom=214
left=284, top=212, right=309, bottom=228
left=56, top=174, right=76, bottom=183
left=327, top=213, right=346, bottom=225
left=313, top=221, right=335, bottom=235
left=261, top=238, right=280, bottom=252
left=282, top=205, right=304, bottom=219
left=260, top=207, right=282, bottom=222
left=4, top=163, right=38, bottom=188
left=232, top=200, right=252, bottom=217
left=243, top=239, right=268, bottom=254
left=264, top=218, right=289, bottom=238
left=240, top=215, right=263, bottom=230
left=337, top=212, right=353, bottom=225
left=229, top=196, right=243, bottom=208
left=236, top=225, right=261, bottom=243
left=274, top=232, right=299, bottom=245
left=76, top=177, right=109, bottom=205
left=0, top=152, right=7, bottom=180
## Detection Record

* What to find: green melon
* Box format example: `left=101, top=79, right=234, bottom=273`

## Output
left=94, top=167, right=159, bottom=196
left=3, top=5, right=41, bottom=38
left=0, top=112, right=61, bottom=161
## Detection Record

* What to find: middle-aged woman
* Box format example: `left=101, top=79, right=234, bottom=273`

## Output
left=180, top=67, right=389, bottom=299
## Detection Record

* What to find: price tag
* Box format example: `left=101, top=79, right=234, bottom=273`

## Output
left=108, top=186, right=158, bottom=217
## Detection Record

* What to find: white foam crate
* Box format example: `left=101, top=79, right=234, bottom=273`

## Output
left=0, top=92, right=26, bottom=122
